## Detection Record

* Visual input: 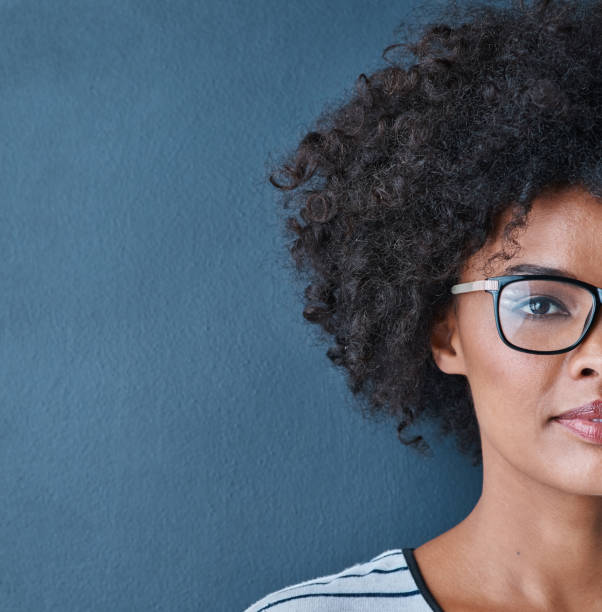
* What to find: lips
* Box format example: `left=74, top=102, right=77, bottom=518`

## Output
left=553, top=399, right=602, bottom=444
left=554, top=399, right=602, bottom=421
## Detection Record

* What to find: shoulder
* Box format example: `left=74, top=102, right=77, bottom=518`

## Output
left=243, top=548, right=426, bottom=611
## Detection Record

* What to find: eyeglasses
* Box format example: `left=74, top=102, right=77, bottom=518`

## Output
left=450, top=274, right=602, bottom=354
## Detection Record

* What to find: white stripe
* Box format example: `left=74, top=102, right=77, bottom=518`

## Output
left=244, top=548, right=433, bottom=611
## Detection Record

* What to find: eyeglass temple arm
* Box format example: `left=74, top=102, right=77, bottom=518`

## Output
left=450, top=279, right=500, bottom=295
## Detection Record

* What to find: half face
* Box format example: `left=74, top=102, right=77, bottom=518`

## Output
left=431, top=184, right=602, bottom=494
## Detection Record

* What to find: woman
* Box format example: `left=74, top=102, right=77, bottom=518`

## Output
left=246, top=0, right=602, bottom=609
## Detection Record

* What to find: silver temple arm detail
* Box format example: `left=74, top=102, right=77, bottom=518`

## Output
left=450, top=279, right=500, bottom=294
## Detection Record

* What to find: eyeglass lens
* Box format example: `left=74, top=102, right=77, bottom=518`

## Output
left=499, top=279, right=596, bottom=352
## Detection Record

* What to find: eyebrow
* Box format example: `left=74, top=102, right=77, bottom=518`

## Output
left=501, top=263, right=576, bottom=279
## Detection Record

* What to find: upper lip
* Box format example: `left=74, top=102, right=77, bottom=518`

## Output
left=554, top=399, right=602, bottom=420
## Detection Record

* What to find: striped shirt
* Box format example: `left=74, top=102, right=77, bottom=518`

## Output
left=244, top=548, right=445, bottom=611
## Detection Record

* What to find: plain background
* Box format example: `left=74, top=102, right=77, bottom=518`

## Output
left=0, top=1, right=483, bottom=610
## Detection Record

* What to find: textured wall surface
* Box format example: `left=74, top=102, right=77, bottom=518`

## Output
left=0, top=1, right=482, bottom=610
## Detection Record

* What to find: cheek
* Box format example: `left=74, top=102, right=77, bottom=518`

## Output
left=461, top=318, right=602, bottom=493
left=455, top=297, right=602, bottom=490
left=465, top=332, right=538, bottom=426
left=458, top=296, right=551, bottom=435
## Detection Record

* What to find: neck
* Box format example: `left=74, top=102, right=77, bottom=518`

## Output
left=456, top=438, right=602, bottom=610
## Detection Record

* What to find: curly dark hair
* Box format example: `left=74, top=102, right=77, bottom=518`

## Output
left=268, top=0, right=602, bottom=467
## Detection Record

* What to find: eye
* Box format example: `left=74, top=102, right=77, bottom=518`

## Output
left=515, top=296, right=569, bottom=317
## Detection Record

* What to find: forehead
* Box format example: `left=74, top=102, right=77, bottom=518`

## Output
left=464, top=185, right=602, bottom=282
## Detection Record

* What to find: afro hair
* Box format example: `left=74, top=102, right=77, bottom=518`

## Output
left=268, top=0, right=602, bottom=467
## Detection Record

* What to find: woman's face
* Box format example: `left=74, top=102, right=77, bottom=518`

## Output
left=432, top=185, right=602, bottom=494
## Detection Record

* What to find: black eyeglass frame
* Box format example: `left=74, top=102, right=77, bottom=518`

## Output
left=450, top=274, right=602, bottom=355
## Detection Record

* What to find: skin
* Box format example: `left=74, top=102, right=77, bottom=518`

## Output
left=414, top=184, right=602, bottom=612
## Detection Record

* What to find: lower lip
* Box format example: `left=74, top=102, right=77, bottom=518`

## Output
left=553, top=418, right=602, bottom=444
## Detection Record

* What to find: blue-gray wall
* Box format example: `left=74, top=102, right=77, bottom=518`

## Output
left=0, top=1, right=482, bottom=610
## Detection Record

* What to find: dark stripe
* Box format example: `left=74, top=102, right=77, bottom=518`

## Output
left=402, top=548, right=446, bottom=612
left=256, top=589, right=422, bottom=611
